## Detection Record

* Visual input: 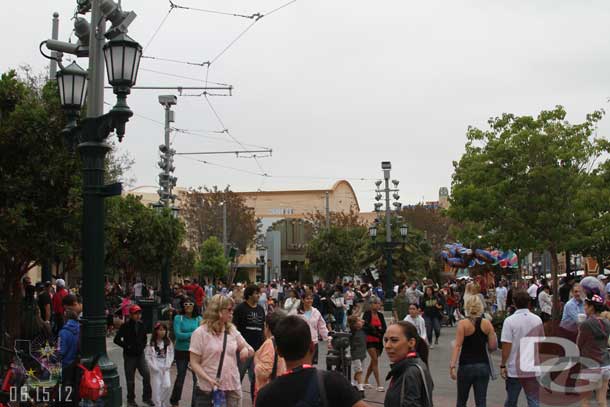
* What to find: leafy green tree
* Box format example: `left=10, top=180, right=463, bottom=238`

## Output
left=362, top=216, right=433, bottom=283
left=105, top=195, right=185, bottom=282
left=306, top=225, right=367, bottom=282
left=450, top=106, right=606, bottom=318
left=0, top=70, right=81, bottom=338
left=305, top=206, right=364, bottom=233
left=181, top=186, right=260, bottom=254
left=197, top=236, right=229, bottom=280
left=172, top=246, right=197, bottom=279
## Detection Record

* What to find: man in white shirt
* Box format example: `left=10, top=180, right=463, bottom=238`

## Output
left=496, top=281, right=508, bottom=312
left=501, top=289, right=544, bottom=407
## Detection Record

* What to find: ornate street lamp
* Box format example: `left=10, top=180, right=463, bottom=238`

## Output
left=103, top=33, right=142, bottom=139
left=369, top=226, right=378, bottom=240
left=400, top=224, right=408, bottom=240
left=56, top=61, right=88, bottom=145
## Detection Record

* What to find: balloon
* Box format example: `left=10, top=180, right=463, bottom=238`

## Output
left=580, top=276, right=605, bottom=300
left=474, top=249, right=496, bottom=264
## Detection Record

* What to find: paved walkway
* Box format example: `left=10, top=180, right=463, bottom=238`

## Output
left=108, top=326, right=595, bottom=407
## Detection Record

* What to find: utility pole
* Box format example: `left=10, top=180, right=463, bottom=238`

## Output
left=223, top=202, right=228, bottom=256
left=325, top=191, right=330, bottom=229
left=42, top=12, right=61, bottom=284
left=156, top=95, right=178, bottom=305
left=369, top=162, right=406, bottom=311
left=49, top=12, right=59, bottom=79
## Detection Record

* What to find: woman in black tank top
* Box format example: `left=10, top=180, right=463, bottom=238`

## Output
left=449, top=296, right=498, bottom=407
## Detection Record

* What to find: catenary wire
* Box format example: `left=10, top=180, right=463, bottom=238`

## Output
left=139, top=67, right=231, bottom=87
left=143, top=7, right=174, bottom=51
left=169, top=0, right=262, bottom=20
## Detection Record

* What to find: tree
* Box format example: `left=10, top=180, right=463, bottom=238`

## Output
left=305, top=206, right=365, bottom=233
left=361, top=216, right=433, bottom=283
left=400, top=205, right=459, bottom=276
left=306, top=225, right=367, bottom=281
left=105, top=195, right=185, bottom=283
left=450, top=106, right=606, bottom=319
left=0, top=70, right=80, bottom=338
left=172, top=246, right=197, bottom=279
left=181, top=186, right=260, bottom=255
left=197, top=237, right=229, bottom=280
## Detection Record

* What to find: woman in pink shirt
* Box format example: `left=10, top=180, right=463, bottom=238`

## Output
left=253, top=311, right=287, bottom=399
left=297, top=290, right=329, bottom=365
left=189, top=294, right=254, bottom=407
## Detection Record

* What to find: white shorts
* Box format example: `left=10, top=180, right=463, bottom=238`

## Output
left=352, top=359, right=364, bottom=373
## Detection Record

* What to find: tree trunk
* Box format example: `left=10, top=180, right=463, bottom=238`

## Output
left=549, top=246, right=561, bottom=321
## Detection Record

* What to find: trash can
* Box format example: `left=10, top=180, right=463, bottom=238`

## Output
left=137, top=299, right=159, bottom=334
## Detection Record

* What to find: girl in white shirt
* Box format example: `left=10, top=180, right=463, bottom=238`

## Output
left=403, top=303, right=428, bottom=344
left=145, top=322, right=174, bottom=407
left=283, top=289, right=301, bottom=316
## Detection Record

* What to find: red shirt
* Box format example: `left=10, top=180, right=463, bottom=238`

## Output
left=52, top=287, right=68, bottom=315
left=367, top=313, right=382, bottom=343
left=184, top=284, right=205, bottom=307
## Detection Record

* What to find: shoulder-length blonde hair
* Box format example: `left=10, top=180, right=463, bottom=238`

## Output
left=464, top=295, right=484, bottom=318
left=203, top=294, right=235, bottom=335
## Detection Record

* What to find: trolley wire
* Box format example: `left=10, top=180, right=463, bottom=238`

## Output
left=143, top=7, right=174, bottom=51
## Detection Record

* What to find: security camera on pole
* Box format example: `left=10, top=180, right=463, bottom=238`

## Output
left=155, top=95, right=178, bottom=305
left=369, top=162, right=408, bottom=311
left=41, top=0, right=142, bottom=405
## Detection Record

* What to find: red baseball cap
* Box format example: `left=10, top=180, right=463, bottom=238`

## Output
left=129, top=305, right=142, bottom=314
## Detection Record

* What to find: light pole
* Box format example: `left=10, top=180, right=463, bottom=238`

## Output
left=156, top=95, right=178, bottom=305
left=42, top=1, right=141, bottom=405
left=369, top=161, right=408, bottom=311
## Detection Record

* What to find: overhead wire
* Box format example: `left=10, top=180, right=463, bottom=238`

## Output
left=143, top=7, right=174, bottom=51
left=169, top=0, right=263, bottom=20
left=138, top=67, right=231, bottom=87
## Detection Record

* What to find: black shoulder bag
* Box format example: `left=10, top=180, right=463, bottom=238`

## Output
left=216, top=330, right=229, bottom=382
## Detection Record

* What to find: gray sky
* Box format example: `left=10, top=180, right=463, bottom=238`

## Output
left=3, top=0, right=610, bottom=211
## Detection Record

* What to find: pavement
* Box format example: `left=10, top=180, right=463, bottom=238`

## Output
left=107, top=326, right=601, bottom=407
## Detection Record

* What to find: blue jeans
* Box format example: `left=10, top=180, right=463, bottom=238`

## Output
left=424, top=315, right=441, bottom=342
left=170, top=350, right=197, bottom=406
left=456, top=363, right=490, bottom=407
left=505, top=377, right=539, bottom=407
left=239, top=355, right=255, bottom=403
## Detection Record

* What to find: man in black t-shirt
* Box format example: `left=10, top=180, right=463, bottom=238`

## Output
left=233, top=284, right=265, bottom=402
left=37, top=282, right=52, bottom=324
left=256, top=315, right=368, bottom=407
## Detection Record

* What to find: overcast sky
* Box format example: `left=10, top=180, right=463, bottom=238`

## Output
left=3, top=0, right=610, bottom=211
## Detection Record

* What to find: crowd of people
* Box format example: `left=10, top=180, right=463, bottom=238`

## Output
left=15, top=271, right=610, bottom=407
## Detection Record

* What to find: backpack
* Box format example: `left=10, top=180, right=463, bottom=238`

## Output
left=78, top=356, right=107, bottom=401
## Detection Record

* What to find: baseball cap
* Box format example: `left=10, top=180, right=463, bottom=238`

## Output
left=598, top=275, right=607, bottom=281
left=56, top=279, right=65, bottom=288
left=129, top=305, right=142, bottom=314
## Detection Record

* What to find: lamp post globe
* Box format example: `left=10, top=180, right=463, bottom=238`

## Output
left=369, top=226, right=378, bottom=239
left=56, top=61, right=88, bottom=143
left=400, top=224, right=408, bottom=240
left=103, top=33, right=142, bottom=139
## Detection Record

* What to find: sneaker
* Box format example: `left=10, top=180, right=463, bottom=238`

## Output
left=364, top=383, right=373, bottom=389
left=377, top=386, right=385, bottom=392
left=127, top=402, right=138, bottom=407
left=143, top=400, right=155, bottom=407
left=429, top=344, right=435, bottom=349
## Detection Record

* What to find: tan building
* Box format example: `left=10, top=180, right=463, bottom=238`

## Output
left=126, top=180, right=362, bottom=281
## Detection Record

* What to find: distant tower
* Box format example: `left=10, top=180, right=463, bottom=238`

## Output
left=439, top=187, right=449, bottom=209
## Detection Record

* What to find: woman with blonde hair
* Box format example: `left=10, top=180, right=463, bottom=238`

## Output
left=450, top=295, right=497, bottom=407
left=189, top=294, right=254, bottom=407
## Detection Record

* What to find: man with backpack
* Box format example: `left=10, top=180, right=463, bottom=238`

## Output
left=255, top=315, right=368, bottom=407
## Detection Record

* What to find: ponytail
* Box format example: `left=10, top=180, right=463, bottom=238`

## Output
left=416, top=334, right=429, bottom=366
